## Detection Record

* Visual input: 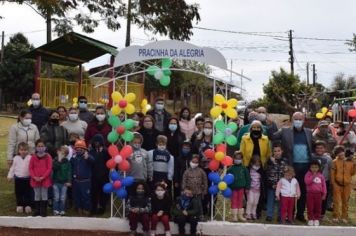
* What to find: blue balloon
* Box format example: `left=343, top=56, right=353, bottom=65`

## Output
left=103, top=182, right=114, bottom=194
left=208, top=185, right=219, bottom=195
left=110, top=171, right=121, bottom=181
left=122, top=176, right=135, bottom=187
left=116, top=188, right=128, bottom=199
left=222, top=187, right=233, bottom=198
left=208, top=172, right=220, bottom=184
left=223, top=174, right=234, bottom=185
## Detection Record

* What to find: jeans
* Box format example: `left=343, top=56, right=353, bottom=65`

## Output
left=73, top=179, right=91, bottom=211
left=266, top=188, right=280, bottom=218
left=33, top=187, right=48, bottom=201
left=53, top=183, right=68, bottom=212
left=293, top=163, right=309, bottom=219
left=14, top=177, right=32, bottom=207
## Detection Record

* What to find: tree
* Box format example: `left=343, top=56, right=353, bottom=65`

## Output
left=0, top=33, right=34, bottom=104
left=330, top=73, right=356, bottom=91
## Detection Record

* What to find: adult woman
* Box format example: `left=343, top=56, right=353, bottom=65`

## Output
left=61, top=107, right=88, bottom=138
left=179, top=107, right=196, bottom=140
left=84, top=106, right=111, bottom=147
left=40, top=110, right=69, bottom=158
left=165, top=117, right=185, bottom=158
left=7, top=110, right=40, bottom=167
left=130, top=112, right=144, bottom=132
left=57, top=106, right=67, bottom=125
left=240, top=120, right=271, bottom=168
left=138, top=115, right=160, bottom=151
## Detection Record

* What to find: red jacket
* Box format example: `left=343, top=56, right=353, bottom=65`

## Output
left=29, top=154, right=52, bottom=188
left=304, top=170, right=327, bottom=198
left=84, top=121, right=111, bottom=147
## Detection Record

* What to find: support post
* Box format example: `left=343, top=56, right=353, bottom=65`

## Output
left=108, top=55, right=115, bottom=107
left=0, top=31, right=4, bottom=64
left=34, top=55, right=41, bottom=93
left=78, top=64, right=83, bottom=96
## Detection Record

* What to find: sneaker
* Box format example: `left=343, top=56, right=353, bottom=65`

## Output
left=24, top=206, right=32, bottom=214
left=266, top=216, right=273, bottom=222
left=16, top=206, right=23, bottom=213
left=251, top=214, right=257, bottom=220
left=165, top=231, right=171, bottom=236
left=308, top=220, right=314, bottom=226
left=53, top=210, right=60, bottom=216
left=314, top=220, right=320, bottom=226
left=60, top=211, right=66, bottom=216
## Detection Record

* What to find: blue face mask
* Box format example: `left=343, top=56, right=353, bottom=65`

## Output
left=293, top=120, right=304, bottom=129
left=169, top=124, right=178, bottom=132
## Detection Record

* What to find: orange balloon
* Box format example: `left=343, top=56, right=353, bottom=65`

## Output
left=119, top=159, right=131, bottom=172
left=209, top=160, right=220, bottom=171
left=106, top=159, right=116, bottom=169
left=216, top=144, right=227, bottom=153
left=120, top=145, right=133, bottom=159
left=204, top=149, right=215, bottom=159
left=221, top=156, right=233, bottom=167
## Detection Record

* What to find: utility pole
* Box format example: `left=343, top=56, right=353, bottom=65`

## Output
left=46, top=9, right=52, bottom=78
left=306, top=62, right=309, bottom=85
left=312, top=64, right=316, bottom=86
left=125, top=0, right=132, bottom=47
left=289, top=30, right=294, bottom=75
left=1, top=31, right=4, bottom=64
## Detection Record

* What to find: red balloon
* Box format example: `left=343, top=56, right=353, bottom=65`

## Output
left=120, top=145, right=133, bottom=159
left=348, top=109, right=356, bottom=118
left=119, top=100, right=127, bottom=108
left=116, top=126, right=126, bottom=135
left=106, top=159, right=116, bottom=169
left=108, top=144, right=119, bottom=157
left=113, top=180, right=122, bottom=189
left=216, top=144, right=226, bottom=153
left=119, top=159, right=131, bottom=172
left=208, top=160, right=220, bottom=171
left=204, top=149, right=215, bottom=159
left=221, top=156, right=233, bottom=167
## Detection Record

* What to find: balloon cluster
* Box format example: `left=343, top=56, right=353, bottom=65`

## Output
left=99, top=97, right=109, bottom=105
left=210, top=94, right=238, bottom=119
left=111, top=92, right=136, bottom=115
left=106, top=144, right=133, bottom=172
left=208, top=172, right=234, bottom=198
left=72, top=97, right=78, bottom=108
left=316, top=107, right=332, bottom=120
left=203, top=144, right=233, bottom=171
left=103, top=171, right=135, bottom=199
left=213, top=120, right=238, bottom=146
left=141, top=99, right=151, bottom=115
left=147, top=58, right=173, bottom=87
left=348, top=101, right=356, bottom=118
left=107, top=115, right=135, bottom=143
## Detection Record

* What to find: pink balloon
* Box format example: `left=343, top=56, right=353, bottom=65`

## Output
left=119, top=100, right=127, bottom=108
left=114, top=155, right=123, bottom=164
left=120, top=145, right=133, bottom=159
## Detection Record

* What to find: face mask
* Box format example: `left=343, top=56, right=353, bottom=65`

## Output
left=182, top=193, right=192, bottom=200
left=182, top=148, right=190, bottom=155
left=203, top=128, right=213, bottom=136
left=57, top=152, right=65, bottom=159
left=134, top=121, right=140, bottom=127
left=248, top=115, right=257, bottom=123
left=70, top=140, right=76, bottom=146
left=32, top=100, right=40, bottom=107
left=132, top=143, right=141, bottom=150
left=169, top=124, right=178, bottom=132
left=76, top=150, right=84, bottom=156
left=96, top=114, right=106, bottom=122
left=68, top=114, right=78, bottom=121
left=190, top=162, right=199, bottom=169
left=182, top=113, right=189, bottom=119
left=234, top=159, right=242, bottom=165
left=252, top=165, right=260, bottom=170
left=22, top=118, right=32, bottom=126
left=36, top=147, right=46, bottom=155
left=50, top=118, right=59, bottom=125
left=257, top=113, right=267, bottom=122
left=157, top=145, right=166, bottom=151
left=155, top=104, right=164, bottom=110
left=293, top=120, right=304, bottom=129
left=251, top=130, right=262, bottom=138
left=136, top=190, right=145, bottom=195
left=155, top=190, right=165, bottom=198
left=79, top=102, right=87, bottom=110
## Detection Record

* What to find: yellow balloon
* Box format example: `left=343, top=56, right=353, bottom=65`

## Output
left=27, top=99, right=32, bottom=107
left=141, top=99, right=148, bottom=107
left=326, top=111, right=332, bottom=117
left=227, top=98, right=238, bottom=108
left=214, top=94, right=226, bottom=105
left=111, top=105, right=121, bottom=115
left=321, top=107, right=328, bottom=114
left=111, top=91, right=122, bottom=103
left=215, top=151, right=225, bottom=161
left=125, top=103, right=136, bottom=115
left=73, top=97, right=78, bottom=103
left=225, top=108, right=237, bottom=119
left=210, top=106, right=222, bottom=118
left=73, top=103, right=78, bottom=108
left=218, top=182, right=227, bottom=191
left=125, top=93, right=136, bottom=103
left=316, top=113, right=324, bottom=119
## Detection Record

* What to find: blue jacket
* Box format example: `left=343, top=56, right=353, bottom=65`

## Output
left=29, top=105, right=49, bottom=131
left=70, top=153, right=94, bottom=180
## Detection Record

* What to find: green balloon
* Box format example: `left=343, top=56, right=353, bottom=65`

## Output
left=226, top=135, right=237, bottom=146
left=162, top=58, right=173, bottom=68
left=124, top=119, right=135, bottom=130
left=162, top=68, right=172, bottom=76
left=108, top=115, right=121, bottom=128
left=215, top=120, right=226, bottom=132
left=122, top=131, right=134, bottom=142
left=107, top=130, right=119, bottom=143
left=147, top=65, right=159, bottom=76
left=160, top=76, right=171, bottom=87
left=227, top=122, right=238, bottom=132
left=213, top=133, right=225, bottom=145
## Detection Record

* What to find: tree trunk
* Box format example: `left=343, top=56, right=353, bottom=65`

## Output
left=46, top=10, right=52, bottom=78
left=125, top=0, right=132, bottom=47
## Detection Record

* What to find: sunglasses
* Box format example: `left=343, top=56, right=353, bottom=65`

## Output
left=79, top=101, right=87, bottom=104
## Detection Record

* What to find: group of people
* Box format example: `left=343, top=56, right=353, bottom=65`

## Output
left=6, top=92, right=356, bottom=236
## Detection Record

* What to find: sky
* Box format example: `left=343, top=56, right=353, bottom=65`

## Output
left=1, top=0, right=356, bottom=100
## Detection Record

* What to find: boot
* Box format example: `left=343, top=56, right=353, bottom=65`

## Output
left=32, top=201, right=40, bottom=217
left=165, top=231, right=171, bottom=236
left=40, top=201, right=47, bottom=217
left=231, top=209, right=238, bottom=222
left=150, top=231, right=155, bottom=236
left=238, top=208, right=247, bottom=222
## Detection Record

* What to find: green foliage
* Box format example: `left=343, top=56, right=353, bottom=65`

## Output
left=330, top=73, right=356, bottom=91
left=43, top=64, right=88, bottom=81
left=0, top=33, right=34, bottom=103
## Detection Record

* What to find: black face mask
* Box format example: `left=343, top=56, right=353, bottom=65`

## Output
left=50, top=119, right=59, bottom=125
left=70, top=140, right=76, bottom=146
left=251, top=130, right=262, bottom=139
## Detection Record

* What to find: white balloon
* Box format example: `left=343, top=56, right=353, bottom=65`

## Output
left=114, top=155, right=123, bottom=164
left=154, top=69, right=163, bottom=80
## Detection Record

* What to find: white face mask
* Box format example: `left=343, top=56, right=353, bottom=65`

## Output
left=134, top=120, right=140, bottom=127
left=190, top=162, right=199, bottom=169
left=79, top=102, right=87, bottom=110
left=252, top=165, right=260, bottom=170
left=156, top=104, right=164, bottom=110
left=157, top=145, right=166, bottom=151
left=203, top=128, right=213, bottom=136
left=155, top=190, right=165, bottom=198
left=258, top=113, right=267, bottom=122
left=234, top=159, right=242, bottom=165
left=68, top=113, right=78, bottom=121
left=22, top=118, right=32, bottom=126
left=96, top=114, right=106, bottom=121
left=32, top=100, right=40, bottom=107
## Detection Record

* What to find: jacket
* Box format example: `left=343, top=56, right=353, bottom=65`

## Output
left=52, top=158, right=72, bottom=184
left=311, top=153, right=332, bottom=181
left=331, top=158, right=356, bottom=186
left=179, top=119, right=196, bottom=140
left=236, top=124, right=268, bottom=149
left=165, top=129, right=185, bottom=158
left=240, top=133, right=271, bottom=167
left=127, top=148, right=152, bottom=181
left=227, top=164, right=251, bottom=190
left=61, top=119, right=88, bottom=139
left=40, top=123, right=68, bottom=158
left=171, top=196, right=200, bottom=219
left=272, top=127, right=313, bottom=165
left=138, top=127, right=160, bottom=151
left=147, top=109, right=171, bottom=133
left=29, top=154, right=53, bottom=188
left=266, top=157, right=288, bottom=188
left=78, top=109, right=94, bottom=124
left=89, top=148, right=110, bottom=182
left=7, top=154, right=32, bottom=178
left=148, top=149, right=174, bottom=181
left=151, top=194, right=172, bottom=215
left=70, top=153, right=95, bottom=180
left=127, top=195, right=151, bottom=213
left=174, top=152, right=192, bottom=184
left=304, top=170, right=327, bottom=198
left=29, top=105, right=49, bottom=131
left=276, top=177, right=301, bottom=198
left=182, top=167, right=208, bottom=195
left=84, top=121, right=111, bottom=147
left=7, top=122, right=40, bottom=161
left=312, top=130, right=337, bottom=154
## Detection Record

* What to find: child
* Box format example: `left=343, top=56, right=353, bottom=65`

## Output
left=172, top=187, right=200, bottom=236
left=70, top=139, right=94, bottom=216
left=90, top=134, right=110, bottom=215
left=148, top=135, right=174, bottom=187
left=246, top=156, right=263, bottom=220
left=127, top=182, right=151, bottom=236
left=67, top=132, right=80, bottom=161
left=7, top=142, right=32, bottom=214
left=311, top=140, right=333, bottom=217
left=265, top=142, right=287, bottom=221
left=174, top=140, right=193, bottom=198
left=331, top=145, right=356, bottom=223
left=276, top=166, right=301, bottom=224
left=52, top=145, right=72, bottom=216
left=304, top=159, right=327, bottom=226
left=227, top=151, right=250, bottom=222
left=150, top=183, right=172, bottom=236
left=29, top=139, right=53, bottom=217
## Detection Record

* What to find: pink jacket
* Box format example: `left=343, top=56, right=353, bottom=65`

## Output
left=7, top=154, right=32, bottom=178
left=29, top=154, right=53, bottom=188
left=304, top=171, right=327, bottom=198
left=276, top=177, right=301, bottom=198
left=179, top=119, right=196, bottom=140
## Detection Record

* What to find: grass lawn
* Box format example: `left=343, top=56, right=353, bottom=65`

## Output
left=0, top=116, right=355, bottom=226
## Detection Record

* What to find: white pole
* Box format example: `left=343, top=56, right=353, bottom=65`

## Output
left=223, top=198, right=226, bottom=221
left=110, top=193, right=113, bottom=217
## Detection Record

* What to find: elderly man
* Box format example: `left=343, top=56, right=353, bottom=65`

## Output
left=273, top=111, right=313, bottom=222
left=147, top=97, right=171, bottom=133
left=256, top=106, right=278, bottom=140
left=312, top=120, right=337, bottom=154
left=29, top=93, right=49, bottom=131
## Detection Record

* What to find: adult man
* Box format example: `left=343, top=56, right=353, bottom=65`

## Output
left=29, top=93, right=49, bottom=131
left=147, top=98, right=171, bottom=133
left=78, top=96, right=94, bottom=124
left=312, top=120, right=337, bottom=154
left=273, top=111, right=313, bottom=222
left=256, top=106, right=278, bottom=140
